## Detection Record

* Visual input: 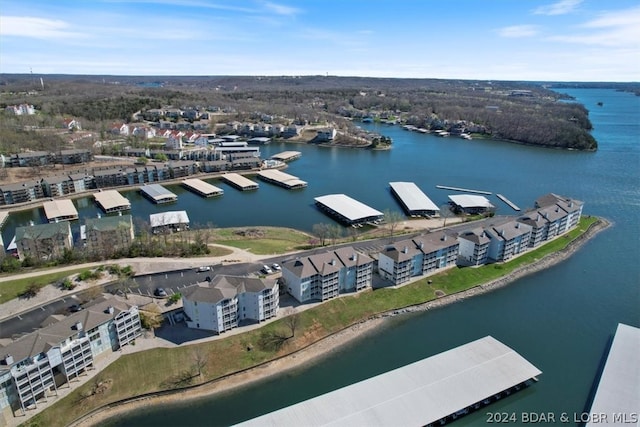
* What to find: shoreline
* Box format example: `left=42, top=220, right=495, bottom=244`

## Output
left=72, top=217, right=611, bottom=427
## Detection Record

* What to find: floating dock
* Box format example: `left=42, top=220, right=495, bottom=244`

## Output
left=586, top=323, right=640, bottom=427
left=149, top=210, right=190, bottom=233
left=221, top=173, right=259, bottom=191
left=238, top=336, right=542, bottom=427
left=437, top=185, right=492, bottom=195
left=389, top=182, right=440, bottom=217
left=43, top=199, right=79, bottom=223
left=139, top=184, right=178, bottom=204
left=448, top=194, right=495, bottom=214
left=271, top=151, right=302, bottom=162
left=496, top=194, right=521, bottom=211
left=314, top=194, right=383, bottom=226
left=257, top=169, right=307, bottom=189
left=93, top=190, right=131, bottom=213
left=181, top=179, right=224, bottom=198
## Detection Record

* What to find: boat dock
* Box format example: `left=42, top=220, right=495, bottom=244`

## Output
left=496, top=194, right=521, bottom=211
left=149, top=210, right=190, bottom=234
left=93, top=190, right=131, bottom=213
left=389, top=181, right=440, bottom=217
left=221, top=173, right=259, bottom=191
left=238, top=336, right=542, bottom=427
left=181, top=179, right=224, bottom=198
left=314, top=194, right=383, bottom=226
left=586, top=323, right=639, bottom=427
left=271, top=151, right=302, bottom=162
left=0, top=211, right=9, bottom=228
left=43, top=199, right=79, bottom=223
left=139, top=184, right=178, bottom=204
left=257, top=169, right=307, bottom=190
left=437, top=185, right=492, bottom=195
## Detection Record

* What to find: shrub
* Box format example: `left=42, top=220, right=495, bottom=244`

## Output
left=60, top=278, right=76, bottom=291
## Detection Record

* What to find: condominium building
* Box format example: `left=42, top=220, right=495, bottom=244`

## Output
left=485, top=220, right=533, bottom=262
left=182, top=276, right=279, bottom=333
left=458, top=228, right=491, bottom=266
left=281, top=246, right=374, bottom=303
left=84, top=214, right=134, bottom=256
left=14, top=222, right=73, bottom=261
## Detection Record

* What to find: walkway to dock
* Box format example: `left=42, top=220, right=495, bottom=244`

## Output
left=496, top=194, right=521, bottom=211
left=436, top=185, right=492, bottom=195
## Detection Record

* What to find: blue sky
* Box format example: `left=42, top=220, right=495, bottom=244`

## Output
left=1, top=0, right=638, bottom=81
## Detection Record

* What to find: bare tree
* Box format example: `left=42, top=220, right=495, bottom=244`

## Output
left=384, top=209, right=404, bottom=236
left=328, top=224, right=343, bottom=245
left=191, top=347, right=208, bottom=379
left=312, top=223, right=330, bottom=246
left=283, top=308, right=301, bottom=338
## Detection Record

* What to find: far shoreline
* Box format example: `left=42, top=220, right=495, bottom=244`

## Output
left=71, top=217, right=612, bottom=427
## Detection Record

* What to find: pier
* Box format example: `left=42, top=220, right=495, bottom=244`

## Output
left=271, top=151, right=302, bottom=162
left=93, top=190, right=131, bottom=213
left=221, top=173, right=259, bottom=191
left=389, top=181, right=439, bottom=217
left=238, top=336, right=542, bottom=427
left=139, top=184, right=178, bottom=204
left=149, top=210, right=190, bottom=234
left=43, top=199, right=79, bottom=223
left=314, top=194, right=383, bottom=226
left=257, top=169, right=307, bottom=190
left=496, top=194, right=521, bottom=211
left=436, top=185, right=492, bottom=195
left=181, top=179, right=224, bottom=197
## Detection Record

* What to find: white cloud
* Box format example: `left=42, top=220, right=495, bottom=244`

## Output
left=0, top=16, right=83, bottom=39
left=548, top=6, right=640, bottom=47
left=497, top=25, right=539, bottom=38
left=533, top=0, right=582, bottom=16
left=261, top=1, right=300, bottom=16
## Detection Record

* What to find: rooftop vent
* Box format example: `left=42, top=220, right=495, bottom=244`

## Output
left=3, top=354, right=13, bottom=365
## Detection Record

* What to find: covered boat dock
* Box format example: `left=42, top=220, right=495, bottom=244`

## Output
left=43, top=199, right=79, bottom=223
left=390, top=181, right=440, bottom=217
left=448, top=194, right=495, bottom=214
left=221, top=173, right=259, bottom=191
left=238, top=336, right=542, bottom=427
left=93, top=190, right=131, bottom=213
left=150, top=210, right=190, bottom=234
left=271, top=151, right=301, bottom=162
left=182, top=179, right=224, bottom=197
left=139, top=184, right=178, bottom=204
left=257, top=169, right=307, bottom=189
left=586, top=323, right=640, bottom=427
left=314, top=194, right=383, bottom=226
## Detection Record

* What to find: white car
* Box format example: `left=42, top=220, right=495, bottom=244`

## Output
left=262, top=265, right=273, bottom=274
left=271, top=263, right=282, bottom=271
left=197, top=266, right=211, bottom=272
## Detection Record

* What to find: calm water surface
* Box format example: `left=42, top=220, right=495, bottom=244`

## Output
left=33, top=89, right=640, bottom=426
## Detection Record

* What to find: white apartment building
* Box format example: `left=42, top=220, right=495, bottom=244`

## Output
left=485, top=220, right=533, bottom=262
left=458, top=228, right=491, bottom=266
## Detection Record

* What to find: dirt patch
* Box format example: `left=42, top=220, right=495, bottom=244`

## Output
left=233, top=228, right=265, bottom=238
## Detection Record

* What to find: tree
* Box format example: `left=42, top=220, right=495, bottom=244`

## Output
left=312, top=223, right=331, bottom=246
left=139, top=309, right=163, bottom=336
left=328, top=224, right=343, bottom=245
left=439, top=204, right=456, bottom=228
left=191, top=347, right=208, bottom=379
left=384, top=209, right=404, bottom=236
left=283, top=308, right=301, bottom=338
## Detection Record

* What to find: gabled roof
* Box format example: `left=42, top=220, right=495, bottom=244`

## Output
left=182, top=276, right=276, bottom=304
left=486, top=219, right=532, bottom=241
left=15, top=221, right=71, bottom=241
left=459, top=228, right=491, bottom=245
left=85, top=214, right=132, bottom=232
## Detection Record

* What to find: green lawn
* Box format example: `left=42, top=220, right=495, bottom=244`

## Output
left=0, top=268, right=90, bottom=304
left=22, top=217, right=601, bottom=427
left=213, top=226, right=313, bottom=254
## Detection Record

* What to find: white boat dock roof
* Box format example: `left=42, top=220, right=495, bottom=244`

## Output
left=43, top=199, right=79, bottom=222
left=182, top=179, right=224, bottom=197
left=140, top=184, right=178, bottom=204
left=448, top=194, right=495, bottom=208
left=93, top=190, right=131, bottom=213
left=258, top=169, right=307, bottom=189
left=221, top=173, right=259, bottom=191
left=271, top=151, right=302, bottom=162
left=314, top=194, right=384, bottom=224
left=0, top=211, right=8, bottom=227
left=238, top=336, right=542, bottom=427
left=149, top=210, right=190, bottom=228
left=586, top=323, right=640, bottom=427
left=390, top=182, right=439, bottom=215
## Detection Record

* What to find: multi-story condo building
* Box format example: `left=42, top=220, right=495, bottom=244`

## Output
left=0, top=298, right=141, bottom=417
left=378, top=231, right=459, bottom=286
left=84, top=214, right=134, bottom=256
left=0, top=181, right=44, bottom=205
left=485, top=220, right=533, bottom=262
left=14, top=222, right=73, bottom=261
left=535, top=193, right=584, bottom=233
left=182, top=276, right=279, bottom=333
left=281, top=246, right=374, bottom=303
left=457, top=228, right=491, bottom=266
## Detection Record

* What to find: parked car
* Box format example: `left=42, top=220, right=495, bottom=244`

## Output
left=271, top=263, right=282, bottom=271
left=262, top=265, right=273, bottom=275
left=154, top=288, right=168, bottom=297
left=69, top=304, right=83, bottom=313
left=197, top=266, right=211, bottom=272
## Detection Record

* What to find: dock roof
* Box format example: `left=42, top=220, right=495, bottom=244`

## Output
left=93, top=190, right=131, bottom=211
left=43, top=199, right=78, bottom=222
left=390, top=181, right=439, bottom=213
left=271, top=151, right=301, bottom=161
left=149, top=210, right=189, bottom=228
left=586, top=323, right=640, bottom=427
left=258, top=169, right=307, bottom=188
left=139, top=184, right=177, bottom=202
left=448, top=194, right=494, bottom=209
left=314, top=194, right=383, bottom=223
left=238, top=336, right=542, bottom=427
left=182, top=178, right=224, bottom=196
left=222, top=173, right=259, bottom=190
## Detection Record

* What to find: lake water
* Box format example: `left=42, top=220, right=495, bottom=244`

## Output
left=13, top=88, right=640, bottom=426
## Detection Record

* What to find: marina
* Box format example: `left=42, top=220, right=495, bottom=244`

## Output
left=389, top=181, right=440, bottom=217
left=93, top=190, right=131, bottom=213
left=139, top=184, right=178, bottom=204
left=257, top=169, right=307, bottom=190
left=181, top=179, right=224, bottom=198
left=149, top=210, right=190, bottom=234
left=238, top=336, right=541, bottom=427
left=436, top=185, right=492, bottom=195
left=42, top=199, right=79, bottom=223
left=271, top=151, right=302, bottom=162
left=586, top=323, right=639, bottom=427
left=448, top=194, right=495, bottom=214
left=314, top=194, right=384, bottom=226
left=221, top=173, right=259, bottom=191
left=496, top=193, right=521, bottom=211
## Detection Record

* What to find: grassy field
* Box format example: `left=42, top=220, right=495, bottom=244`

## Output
left=212, top=226, right=313, bottom=255
left=0, top=268, right=90, bottom=304
left=23, top=216, right=601, bottom=427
